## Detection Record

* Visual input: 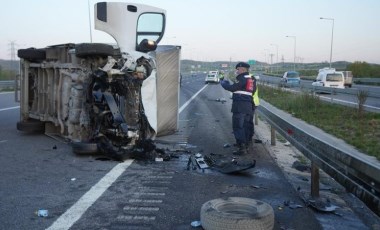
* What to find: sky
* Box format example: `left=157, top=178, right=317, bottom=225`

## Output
left=1, top=0, right=380, bottom=64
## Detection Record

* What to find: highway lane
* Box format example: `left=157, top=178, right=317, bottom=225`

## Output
left=0, top=76, right=373, bottom=229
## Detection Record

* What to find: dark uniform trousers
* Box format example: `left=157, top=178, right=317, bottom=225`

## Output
left=232, top=113, right=254, bottom=146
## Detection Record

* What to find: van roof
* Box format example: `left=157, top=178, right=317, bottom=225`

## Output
left=319, top=67, right=336, bottom=73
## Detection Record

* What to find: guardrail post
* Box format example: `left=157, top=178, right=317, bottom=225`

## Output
left=311, top=161, right=320, bottom=197
left=270, top=126, right=276, bottom=146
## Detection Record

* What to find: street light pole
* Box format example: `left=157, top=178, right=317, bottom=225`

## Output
left=320, top=17, right=334, bottom=68
left=286, top=36, right=296, bottom=71
left=270, top=43, right=278, bottom=73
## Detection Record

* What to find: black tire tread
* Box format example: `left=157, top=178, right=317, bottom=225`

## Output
left=75, top=43, right=114, bottom=58
left=17, top=48, right=46, bottom=61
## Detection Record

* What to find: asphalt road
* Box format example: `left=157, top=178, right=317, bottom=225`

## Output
left=0, top=77, right=376, bottom=229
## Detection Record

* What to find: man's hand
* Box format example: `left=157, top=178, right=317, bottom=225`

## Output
left=220, top=79, right=229, bottom=87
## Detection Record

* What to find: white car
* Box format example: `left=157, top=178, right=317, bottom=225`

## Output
left=205, top=74, right=220, bottom=83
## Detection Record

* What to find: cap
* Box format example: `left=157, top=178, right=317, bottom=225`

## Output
left=235, top=62, right=250, bottom=69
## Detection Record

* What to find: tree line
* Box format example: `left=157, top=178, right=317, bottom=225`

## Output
left=347, top=61, right=380, bottom=78
left=0, top=66, right=14, bottom=81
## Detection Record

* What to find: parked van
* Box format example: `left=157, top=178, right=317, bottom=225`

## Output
left=312, top=68, right=344, bottom=89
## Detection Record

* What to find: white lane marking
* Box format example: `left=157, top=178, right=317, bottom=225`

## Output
left=0, top=91, right=15, bottom=95
left=46, top=160, right=134, bottom=230
left=47, top=84, right=208, bottom=229
left=0, top=106, right=20, bottom=112
left=179, top=85, right=208, bottom=113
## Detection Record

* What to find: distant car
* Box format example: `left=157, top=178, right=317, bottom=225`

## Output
left=281, top=71, right=300, bottom=87
left=205, top=74, right=220, bottom=84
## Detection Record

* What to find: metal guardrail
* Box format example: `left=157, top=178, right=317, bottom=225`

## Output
left=257, top=100, right=380, bottom=216
left=354, top=78, right=380, bottom=84
left=0, top=80, right=16, bottom=88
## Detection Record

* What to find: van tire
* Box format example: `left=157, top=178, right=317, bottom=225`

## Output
left=17, top=120, right=45, bottom=133
left=200, top=197, right=274, bottom=230
left=17, top=48, right=46, bottom=61
left=72, top=142, right=99, bottom=155
left=75, top=43, right=114, bottom=58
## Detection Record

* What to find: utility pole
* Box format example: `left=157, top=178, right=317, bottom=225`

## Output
left=269, top=53, right=274, bottom=73
left=281, top=55, right=285, bottom=72
left=9, top=41, right=17, bottom=73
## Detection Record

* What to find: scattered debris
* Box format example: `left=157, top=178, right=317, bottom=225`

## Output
left=53, top=145, right=57, bottom=150
left=223, top=143, right=231, bottom=148
left=215, top=98, right=227, bottom=104
left=36, top=209, right=49, bottom=217
left=250, top=185, right=267, bottom=189
left=284, top=141, right=291, bottom=146
left=289, top=204, right=303, bottom=209
left=306, top=198, right=339, bottom=213
left=71, top=178, right=76, bottom=181
left=254, top=139, right=263, bottom=143
left=191, top=220, right=202, bottom=227
left=204, top=155, right=256, bottom=174
left=292, top=160, right=310, bottom=172
left=297, top=176, right=309, bottom=181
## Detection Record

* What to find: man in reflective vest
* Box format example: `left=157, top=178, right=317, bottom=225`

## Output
left=221, top=62, right=257, bottom=155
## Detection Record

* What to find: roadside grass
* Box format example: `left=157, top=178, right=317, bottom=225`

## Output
left=259, top=84, right=380, bottom=160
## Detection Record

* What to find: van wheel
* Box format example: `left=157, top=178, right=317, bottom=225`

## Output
left=17, top=48, right=46, bottom=61
left=17, top=120, right=45, bottom=133
left=75, top=43, right=114, bottom=58
left=200, top=197, right=274, bottom=230
left=72, top=142, right=99, bottom=155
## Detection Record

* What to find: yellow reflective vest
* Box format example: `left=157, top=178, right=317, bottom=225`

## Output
left=252, top=80, right=260, bottom=107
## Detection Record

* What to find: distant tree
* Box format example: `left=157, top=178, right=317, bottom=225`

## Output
left=347, top=61, right=371, bottom=78
left=370, top=64, right=380, bottom=77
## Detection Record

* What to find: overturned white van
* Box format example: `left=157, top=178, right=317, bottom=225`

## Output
left=16, top=2, right=181, bottom=160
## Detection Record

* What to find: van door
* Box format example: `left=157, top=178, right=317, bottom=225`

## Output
left=94, top=2, right=166, bottom=53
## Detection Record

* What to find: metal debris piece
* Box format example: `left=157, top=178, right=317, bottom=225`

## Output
left=191, top=220, right=202, bottom=227
left=307, top=199, right=339, bottom=213
left=289, top=204, right=303, bottom=209
left=194, top=153, right=209, bottom=169
left=36, top=209, right=48, bottom=217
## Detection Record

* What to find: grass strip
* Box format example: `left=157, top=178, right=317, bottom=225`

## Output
left=259, top=85, right=380, bottom=160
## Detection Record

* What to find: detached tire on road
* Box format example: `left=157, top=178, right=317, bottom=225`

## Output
left=75, top=43, right=114, bottom=58
left=17, top=120, right=45, bottom=133
left=72, top=142, right=99, bottom=155
left=200, top=197, right=274, bottom=230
